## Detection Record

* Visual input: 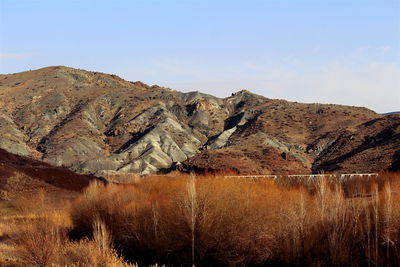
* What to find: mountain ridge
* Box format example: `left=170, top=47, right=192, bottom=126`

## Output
left=0, top=66, right=398, bottom=175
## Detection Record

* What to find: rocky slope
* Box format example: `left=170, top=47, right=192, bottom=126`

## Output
left=0, top=148, right=96, bottom=200
left=0, top=66, right=398, bottom=175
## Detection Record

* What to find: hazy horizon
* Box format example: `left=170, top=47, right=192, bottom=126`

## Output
left=1, top=0, right=399, bottom=113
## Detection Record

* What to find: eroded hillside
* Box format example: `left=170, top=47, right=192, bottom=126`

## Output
left=0, top=66, right=398, bottom=175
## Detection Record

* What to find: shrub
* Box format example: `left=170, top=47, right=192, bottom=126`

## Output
left=6, top=172, right=400, bottom=266
left=11, top=218, right=65, bottom=266
left=68, top=173, right=400, bottom=266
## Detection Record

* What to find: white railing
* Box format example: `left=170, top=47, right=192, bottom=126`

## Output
left=222, top=173, right=380, bottom=182
left=104, top=173, right=381, bottom=184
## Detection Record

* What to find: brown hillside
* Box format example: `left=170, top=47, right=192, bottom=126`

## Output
left=0, top=66, right=398, bottom=175
left=0, top=148, right=96, bottom=200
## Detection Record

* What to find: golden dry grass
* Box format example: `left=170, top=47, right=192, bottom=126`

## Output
left=1, top=172, right=400, bottom=266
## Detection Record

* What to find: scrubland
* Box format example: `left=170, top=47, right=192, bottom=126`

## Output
left=1, top=172, right=400, bottom=267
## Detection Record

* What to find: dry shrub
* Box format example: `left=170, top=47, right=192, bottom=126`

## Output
left=92, top=219, right=113, bottom=253
left=0, top=257, right=21, bottom=267
left=56, top=239, right=132, bottom=267
left=69, top=177, right=292, bottom=265
left=11, top=217, right=65, bottom=266
left=106, top=173, right=142, bottom=184
left=7, top=214, right=133, bottom=266
left=11, top=188, right=48, bottom=215
left=9, top=172, right=399, bottom=266
left=68, top=173, right=400, bottom=266
left=273, top=174, right=400, bottom=267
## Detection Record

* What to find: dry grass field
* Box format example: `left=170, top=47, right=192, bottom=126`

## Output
left=1, top=172, right=400, bottom=266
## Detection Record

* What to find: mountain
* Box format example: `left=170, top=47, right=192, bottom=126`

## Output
left=384, top=111, right=400, bottom=116
left=0, top=66, right=398, bottom=175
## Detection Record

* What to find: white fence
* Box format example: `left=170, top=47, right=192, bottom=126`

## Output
left=222, top=173, right=379, bottom=182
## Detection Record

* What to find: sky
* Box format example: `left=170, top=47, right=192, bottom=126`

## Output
left=0, top=0, right=399, bottom=113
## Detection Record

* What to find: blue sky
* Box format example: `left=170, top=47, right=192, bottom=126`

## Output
left=1, top=0, right=399, bottom=112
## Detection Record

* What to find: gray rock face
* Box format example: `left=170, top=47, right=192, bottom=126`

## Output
left=70, top=104, right=202, bottom=175
left=107, top=117, right=201, bottom=175
left=43, top=137, right=106, bottom=167
left=257, top=132, right=307, bottom=163
left=0, top=112, right=31, bottom=156
left=307, top=135, right=337, bottom=156
left=189, top=111, right=209, bottom=128
left=208, top=127, right=237, bottom=149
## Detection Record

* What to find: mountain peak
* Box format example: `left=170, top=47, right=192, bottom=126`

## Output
left=231, top=89, right=254, bottom=96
